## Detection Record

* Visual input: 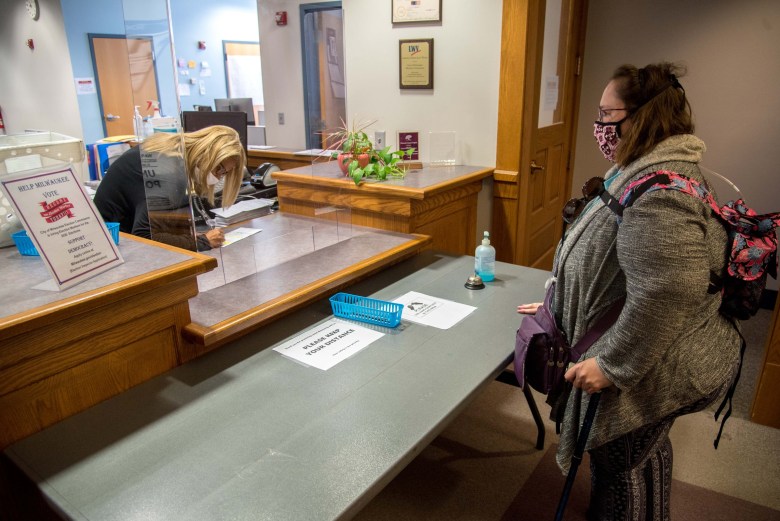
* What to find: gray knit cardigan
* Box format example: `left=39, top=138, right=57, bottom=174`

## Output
left=553, top=134, right=742, bottom=473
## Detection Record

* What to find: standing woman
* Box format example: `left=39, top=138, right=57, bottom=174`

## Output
left=521, top=62, right=741, bottom=520
left=94, top=125, right=245, bottom=250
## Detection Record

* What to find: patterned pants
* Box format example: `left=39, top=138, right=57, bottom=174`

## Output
left=585, top=391, right=723, bottom=521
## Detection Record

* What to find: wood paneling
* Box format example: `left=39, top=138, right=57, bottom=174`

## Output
left=0, top=328, right=178, bottom=449
left=751, top=295, right=780, bottom=427
left=0, top=235, right=215, bottom=450
left=274, top=166, right=490, bottom=256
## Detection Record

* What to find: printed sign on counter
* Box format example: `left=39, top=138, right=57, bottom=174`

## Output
left=393, top=291, right=476, bottom=329
left=1, top=165, right=123, bottom=290
left=273, top=318, right=384, bottom=370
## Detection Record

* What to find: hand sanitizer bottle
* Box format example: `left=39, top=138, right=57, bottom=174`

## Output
left=132, top=106, right=144, bottom=141
left=475, top=231, right=496, bottom=282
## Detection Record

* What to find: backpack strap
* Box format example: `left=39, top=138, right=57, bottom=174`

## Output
left=569, top=296, right=625, bottom=363
left=713, top=325, right=746, bottom=449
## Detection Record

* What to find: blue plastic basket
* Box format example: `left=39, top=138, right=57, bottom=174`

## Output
left=11, top=230, right=37, bottom=256
left=11, top=222, right=120, bottom=257
left=329, top=292, right=403, bottom=328
left=105, top=221, right=120, bottom=244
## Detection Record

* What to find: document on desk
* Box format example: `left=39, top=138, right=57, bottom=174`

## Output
left=210, top=198, right=274, bottom=225
left=273, top=318, right=384, bottom=370
left=393, top=291, right=476, bottom=329
left=221, top=227, right=261, bottom=247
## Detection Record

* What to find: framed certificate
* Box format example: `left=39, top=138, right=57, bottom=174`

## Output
left=392, top=0, right=442, bottom=24
left=399, top=39, right=433, bottom=90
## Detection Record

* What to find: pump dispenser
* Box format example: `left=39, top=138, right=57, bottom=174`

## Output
left=147, top=100, right=177, bottom=133
left=132, top=106, right=144, bottom=140
left=474, top=231, right=496, bottom=282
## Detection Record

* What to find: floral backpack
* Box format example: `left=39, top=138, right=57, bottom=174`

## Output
left=609, top=169, right=780, bottom=447
left=613, top=170, right=779, bottom=321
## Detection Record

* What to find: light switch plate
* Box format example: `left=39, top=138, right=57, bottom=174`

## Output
left=374, top=130, right=386, bottom=149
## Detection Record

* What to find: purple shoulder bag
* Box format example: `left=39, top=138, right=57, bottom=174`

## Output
left=514, top=281, right=624, bottom=395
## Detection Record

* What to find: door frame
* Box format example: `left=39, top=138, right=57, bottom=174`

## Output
left=299, top=1, right=342, bottom=149
left=493, top=0, right=588, bottom=265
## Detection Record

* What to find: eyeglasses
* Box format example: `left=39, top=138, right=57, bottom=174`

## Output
left=597, top=107, right=628, bottom=121
left=214, top=163, right=230, bottom=178
left=562, top=177, right=605, bottom=224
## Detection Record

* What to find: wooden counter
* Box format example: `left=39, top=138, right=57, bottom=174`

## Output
left=0, top=234, right=217, bottom=450
left=181, top=212, right=430, bottom=356
left=246, top=147, right=329, bottom=171
left=272, top=161, right=493, bottom=255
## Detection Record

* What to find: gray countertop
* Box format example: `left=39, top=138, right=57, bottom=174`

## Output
left=5, top=251, right=550, bottom=521
left=0, top=237, right=193, bottom=321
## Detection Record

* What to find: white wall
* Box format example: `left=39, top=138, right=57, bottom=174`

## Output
left=341, top=0, right=502, bottom=241
left=257, top=0, right=308, bottom=149
left=258, top=0, right=502, bottom=241
left=342, top=0, right=502, bottom=168
left=0, top=0, right=83, bottom=139
left=574, top=0, right=780, bottom=289
left=575, top=2, right=780, bottom=210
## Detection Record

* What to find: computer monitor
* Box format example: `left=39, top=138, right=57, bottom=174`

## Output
left=181, top=110, right=248, bottom=151
left=193, top=105, right=213, bottom=112
left=214, top=97, right=255, bottom=125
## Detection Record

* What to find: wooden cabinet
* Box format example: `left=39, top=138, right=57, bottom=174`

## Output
left=0, top=235, right=216, bottom=450
left=273, top=161, right=493, bottom=255
left=751, top=293, right=780, bottom=428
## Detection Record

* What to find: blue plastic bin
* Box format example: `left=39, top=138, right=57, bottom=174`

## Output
left=329, top=292, right=403, bottom=328
left=12, top=222, right=120, bottom=257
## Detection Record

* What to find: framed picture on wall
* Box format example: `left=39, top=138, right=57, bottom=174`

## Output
left=399, top=39, right=433, bottom=90
left=392, top=0, right=442, bottom=24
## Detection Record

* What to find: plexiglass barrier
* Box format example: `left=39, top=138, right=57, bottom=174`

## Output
left=119, top=0, right=370, bottom=319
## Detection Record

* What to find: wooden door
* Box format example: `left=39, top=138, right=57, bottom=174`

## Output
left=90, top=36, right=159, bottom=137
left=493, top=0, right=588, bottom=268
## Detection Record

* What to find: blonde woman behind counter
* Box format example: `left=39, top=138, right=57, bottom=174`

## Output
left=94, top=126, right=246, bottom=251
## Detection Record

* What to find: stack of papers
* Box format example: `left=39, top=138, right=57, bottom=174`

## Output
left=210, top=198, right=274, bottom=225
left=293, top=149, right=334, bottom=157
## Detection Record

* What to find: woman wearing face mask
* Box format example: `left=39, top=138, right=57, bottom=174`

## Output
left=94, top=125, right=245, bottom=250
left=517, top=62, right=741, bottom=520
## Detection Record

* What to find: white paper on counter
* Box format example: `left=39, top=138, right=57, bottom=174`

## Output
left=221, top=227, right=261, bottom=247
left=393, top=291, right=476, bottom=329
left=273, top=318, right=384, bottom=370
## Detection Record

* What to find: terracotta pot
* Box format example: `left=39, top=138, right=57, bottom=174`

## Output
left=337, top=153, right=370, bottom=175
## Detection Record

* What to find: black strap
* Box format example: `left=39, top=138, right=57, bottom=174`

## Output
left=570, top=297, right=626, bottom=362
left=599, top=190, right=625, bottom=217
left=713, top=327, right=746, bottom=449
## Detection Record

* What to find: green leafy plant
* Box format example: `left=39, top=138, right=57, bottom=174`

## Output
left=325, top=119, right=415, bottom=185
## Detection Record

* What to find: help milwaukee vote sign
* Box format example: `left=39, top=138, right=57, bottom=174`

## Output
left=1, top=165, right=123, bottom=290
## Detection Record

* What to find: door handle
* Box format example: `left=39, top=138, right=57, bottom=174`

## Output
left=530, top=161, right=545, bottom=172
left=105, top=114, right=121, bottom=121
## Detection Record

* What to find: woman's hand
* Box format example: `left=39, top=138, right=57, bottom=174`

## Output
left=564, top=358, right=613, bottom=394
left=517, top=302, right=543, bottom=314
left=204, top=228, right=225, bottom=248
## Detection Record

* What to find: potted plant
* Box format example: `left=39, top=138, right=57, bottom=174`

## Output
left=325, top=119, right=415, bottom=185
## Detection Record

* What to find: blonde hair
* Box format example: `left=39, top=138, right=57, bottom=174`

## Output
left=141, top=126, right=246, bottom=206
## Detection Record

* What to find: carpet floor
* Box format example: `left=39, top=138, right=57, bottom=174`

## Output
left=501, top=444, right=780, bottom=521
